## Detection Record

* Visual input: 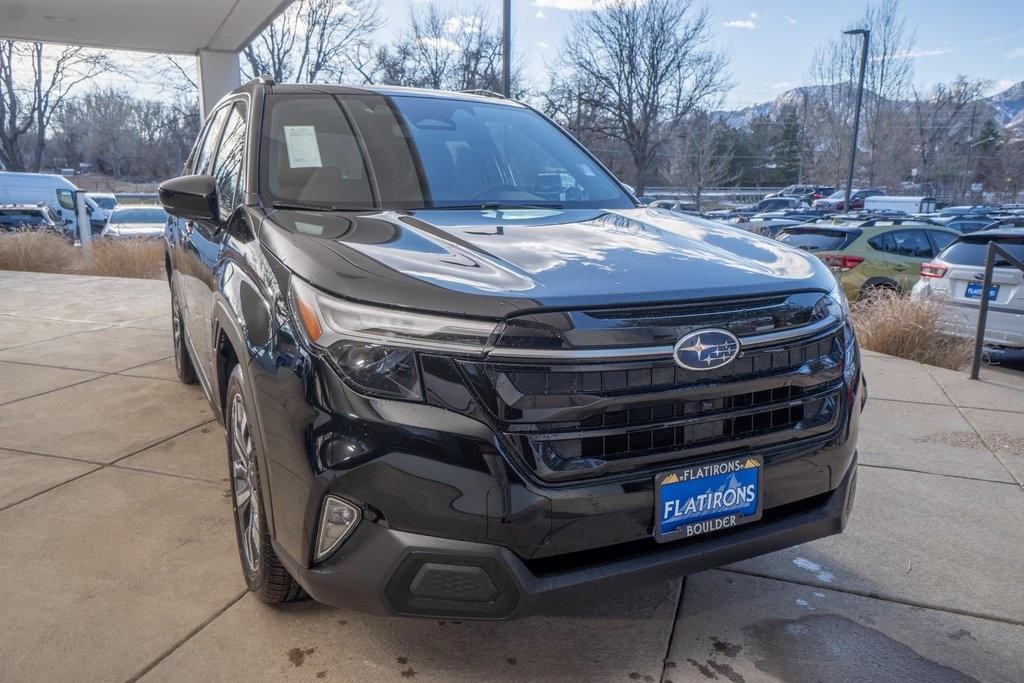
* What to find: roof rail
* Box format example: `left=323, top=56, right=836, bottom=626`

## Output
left=461, top=89, right=505, bottom=99
left=249, top=74, right=276, bottom=87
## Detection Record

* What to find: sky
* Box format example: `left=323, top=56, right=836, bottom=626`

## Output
left=97, top=0, right=1024, bottom=108
left=374, top=0, right=1024, bottom=108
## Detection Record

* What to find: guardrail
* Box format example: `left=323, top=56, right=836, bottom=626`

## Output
left=969, top=241, right=1024, bottom=379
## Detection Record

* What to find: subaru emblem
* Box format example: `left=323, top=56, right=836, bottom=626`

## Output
left=673, top=329, right=740, bottom=371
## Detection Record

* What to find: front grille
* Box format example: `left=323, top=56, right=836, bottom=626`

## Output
left=458, top=310, right=849, bottom=483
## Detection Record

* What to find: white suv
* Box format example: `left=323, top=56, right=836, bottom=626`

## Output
left=912, top=229, right=1024, bottom=349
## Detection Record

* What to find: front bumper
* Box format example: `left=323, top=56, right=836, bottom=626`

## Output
left=277, top=453, right=857, bottom=619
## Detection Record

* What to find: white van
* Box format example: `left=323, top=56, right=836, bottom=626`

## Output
left=0, top=172, right=107, bottom=236
left=863, top=195, right=936, bottom=214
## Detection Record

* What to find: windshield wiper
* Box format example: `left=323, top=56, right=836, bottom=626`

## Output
left=427, top=202, right=565, bottom=211
left=271, top=201, right=378, bottom=212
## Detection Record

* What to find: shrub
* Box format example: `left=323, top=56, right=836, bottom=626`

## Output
left=0, top=232, right=79, bottom=274
left=852, top=290, right=972, bottom=370
left=0, top=232, right=164, bottom=280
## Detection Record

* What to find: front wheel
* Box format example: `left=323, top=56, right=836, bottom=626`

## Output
left=226, top=366, right=304, bottom=603
left=170, top=286, right=197, bottom=384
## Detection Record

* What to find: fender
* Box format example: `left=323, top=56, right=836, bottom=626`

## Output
left=212, top=251, right=287, bottom=542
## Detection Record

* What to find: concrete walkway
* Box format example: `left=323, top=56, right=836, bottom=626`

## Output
left=0, top=270, right=1022, bottom=682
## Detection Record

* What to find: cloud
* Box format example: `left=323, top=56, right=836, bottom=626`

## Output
left=418, top=36, right=460, bottom=52
left=538, top=41, right=550, bottom=49
left=1008, top=47, right=1024, bottom=60
left=531, top=0, right=608, bottom=9
left=749, top=12, right=758, bottom=19
left=988, top=78, right=1016, bottom=95
left=783, top=14, right=797, bottom=24
left=535, top=10, right=547, bottom=18
left=873, top=48, right=953, bottom=61
left=444, top=15, right=481, bottom=34
left=723, top=20, right=756, bottom=30
left=772, top=81, right=791, bottom=90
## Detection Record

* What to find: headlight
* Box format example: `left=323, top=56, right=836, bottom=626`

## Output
left=290, top=277, right=499, bottom=401
left=828, top=279, right=851, bottom=318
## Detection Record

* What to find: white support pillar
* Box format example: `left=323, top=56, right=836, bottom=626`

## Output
left=197, top=49, right=241, bottom=119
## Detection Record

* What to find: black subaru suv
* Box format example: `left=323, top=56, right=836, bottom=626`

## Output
left=159, top=79, right=863, bottom=619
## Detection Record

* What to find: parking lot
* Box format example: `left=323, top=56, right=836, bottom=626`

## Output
left=1, top=269, right=1022, bottom=682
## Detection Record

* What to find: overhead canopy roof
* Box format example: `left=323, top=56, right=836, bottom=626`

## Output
left=0, top=0, right=292, bottom=54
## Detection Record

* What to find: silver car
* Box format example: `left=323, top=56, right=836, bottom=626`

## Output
left=912, top=229, right=1024, bottom=349
left=101, top=205, right=168, bottom=239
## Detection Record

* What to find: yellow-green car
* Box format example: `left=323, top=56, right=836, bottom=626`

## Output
left=777, top=217, right=961, bottom=300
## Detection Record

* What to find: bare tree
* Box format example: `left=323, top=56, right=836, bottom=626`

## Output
left=912, top=77, right=989, bottom=201
left=373, top=4, right=518, bottom=94
left=0, top=41, right=112, bottom=171
left=805, top=0, right=915, bottom=188
left=670, top=111, right=735, bottom=210
left=242, top=0, right=381, bottom=83
left=555, top=0, right=729, bottom=195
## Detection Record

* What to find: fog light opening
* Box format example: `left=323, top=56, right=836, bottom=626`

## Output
left=314, top=496, right=361, bottom=563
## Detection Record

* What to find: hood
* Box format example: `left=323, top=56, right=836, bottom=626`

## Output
left=260, top=207, right=834, bottom=319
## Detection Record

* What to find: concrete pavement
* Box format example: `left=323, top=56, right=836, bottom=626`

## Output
left=0, top=270, right=1022, bottom=682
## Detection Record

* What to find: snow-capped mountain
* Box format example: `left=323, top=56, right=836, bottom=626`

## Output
left=716, top=80, right=1024, bottom=134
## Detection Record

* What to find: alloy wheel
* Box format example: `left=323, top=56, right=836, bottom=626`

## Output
left=230, top=392, right=261, bottom=574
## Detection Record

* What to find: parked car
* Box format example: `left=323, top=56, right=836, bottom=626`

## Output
left=928, top=205, right=998, bottom=224
left=0, top=203, right=70, bottom=238
left=0, top=171, right=105, bottom=236
left=707, top=196, right=808, bottom=219
left=778, top=219, right=959, bottom=300
left=101, top=205, right=168, bottom=238
left=863, top=195, right=936, bottom=214
left=944, top=217, right=997, bottom=234
left=912, top=229, right=1024, bottom=357
left=812, top=188, right=885, bottom=212
left=765, top=185, right=836, bottom=203
left=158, top=79, right=862, bottom=619
left=648, top=199, right=699, bottom=215
left=88, top=192, right=119, bottom=211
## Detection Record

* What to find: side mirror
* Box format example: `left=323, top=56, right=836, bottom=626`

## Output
left=159, top=175, right=217, bottom=221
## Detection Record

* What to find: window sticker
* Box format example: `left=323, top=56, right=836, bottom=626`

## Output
left=284, top=126, right=323, bottom=168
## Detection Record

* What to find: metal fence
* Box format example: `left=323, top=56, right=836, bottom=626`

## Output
left=969, top=241, right=1024, bottom=379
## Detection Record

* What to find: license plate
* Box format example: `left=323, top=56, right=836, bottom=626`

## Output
left=654, top=456, right=763, bottom=542
left=965, top=282, right=999, bottom=300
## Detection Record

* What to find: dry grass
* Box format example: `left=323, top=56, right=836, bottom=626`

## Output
left=0, top=231, right=80, bottom=274
left=81, top=238, right=165, bottom=279
left=0, top=232, right=164, bottom=280
left=852, top=289, right=973, bottom=370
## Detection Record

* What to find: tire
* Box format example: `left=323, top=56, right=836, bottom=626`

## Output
left=170, top=286, right=197, bottom=385
left=225, top=365, right=305, bottom=603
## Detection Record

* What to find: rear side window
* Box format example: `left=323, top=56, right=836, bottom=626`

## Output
left=870, top=229, right=932, bottom=257
left=778, top=229, right=859, bottom=251
left=939, top=238, right=1024, bottom=266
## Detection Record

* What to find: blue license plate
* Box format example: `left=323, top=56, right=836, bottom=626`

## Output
left=965, top=282, right=999, bottom=300
left=655, top=456, right=763, bottom=542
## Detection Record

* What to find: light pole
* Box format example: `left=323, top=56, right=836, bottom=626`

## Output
left=843, top=28, right=870, bottom=212
left=502, top=0, right=511, bottom=97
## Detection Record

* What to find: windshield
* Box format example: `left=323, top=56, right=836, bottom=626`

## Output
left=827, top=191, right=845, bottom=199
left=260, top=93, right=633, bottom=210
left=91, top=196, right=118, bottom=210
left=111, top=207, right=167, bottom=223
